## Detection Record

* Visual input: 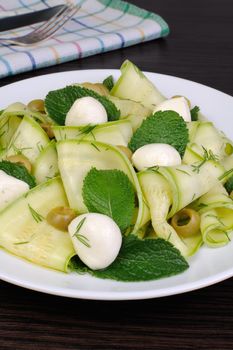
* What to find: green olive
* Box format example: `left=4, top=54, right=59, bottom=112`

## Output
left=172, top=95, right=191, bottom=109
left=171, top=208, right=200, bottom=237
left=46, top=207, right=77, bottom=231
left=27, top=99, right=45, bottom=113
left=80, top=82, right=109, bottom=96
left=230, top=191, right=233, bottom=200
left=40, top=123, right=54, bottom=139
left=6, top=154, right=32, bottom=173
left=225, top=143, right=233, bottom=156
left=117, top=145, right=132, bottom=161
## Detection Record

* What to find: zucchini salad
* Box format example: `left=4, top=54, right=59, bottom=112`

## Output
left=0, top=60, right=233, bottom=282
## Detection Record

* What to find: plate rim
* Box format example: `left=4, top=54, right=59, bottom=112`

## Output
left=0, top=68, right=233, bottom=300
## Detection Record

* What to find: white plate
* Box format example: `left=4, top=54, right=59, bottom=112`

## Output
left=0, top=69, right=233, bottom=300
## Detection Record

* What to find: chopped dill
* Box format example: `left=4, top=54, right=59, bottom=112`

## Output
left=73, top=217, right=91, bottom=248
left=28, top=204, right=44, bottom=223
left=91, top=143, right=101, bottom=152
left=192, top=147, right=219, bottom=173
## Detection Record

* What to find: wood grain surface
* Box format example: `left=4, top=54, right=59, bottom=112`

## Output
left=0, top=1, right=233, bottom=349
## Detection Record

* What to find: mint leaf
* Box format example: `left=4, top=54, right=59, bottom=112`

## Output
left=225, top=175, right=233, bottom=194
left=190, top=106, right=200, bottom=121
left=103, top=75, right=114, bottom=91
left=128, top=111, right=189, bottom=157
left=82, top=168, right=135, bottom=232
left=69, top=236, right=189, bottom=282
left=45, top=85, right=120, bottom=125
left=0, top=160, right=36, bottom=188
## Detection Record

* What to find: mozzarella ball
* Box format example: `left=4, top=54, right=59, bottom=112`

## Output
left=65, top=96, right=108, bottom=126
left=68, top=213, right=122, bottom=270
left=153, top=97, right=191, bottom=122
left=132, top=143, right=182, bottom=170
left=0, top=170, right=29, bottom=210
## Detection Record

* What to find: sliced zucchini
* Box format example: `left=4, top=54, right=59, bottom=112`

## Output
left=183, top=145, right=203, bottom=165
left=5, top=115, right=50, bottom=164
left=188, top=122, right=230, bottom=160
left=138, top=170, right=202, bottom=256
left=193, top=183, right=233, bottom=247
left=53, top=120, right=133, bottom=147
left=111, top=60, right=165, bottom=108
left=57, top=140, right=150, bottom=235
left=0, top=114, right=21, bottom=150
left=33, top=140, right=58, bottom=184
left=0, top=177, right=75, bottom=272
left=108, top=95, right=152, bottom=131
left=158, top=161, right=224, bottom=218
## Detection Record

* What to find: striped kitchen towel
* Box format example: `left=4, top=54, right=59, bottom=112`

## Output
left=0, top=0, right=169, bottom=79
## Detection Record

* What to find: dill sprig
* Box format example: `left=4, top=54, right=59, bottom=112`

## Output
left=77, top=124, right=96, bottom=137
left=91, top=143, right=101, bottom=152
left=191, top=147, right=219, bottom=173
left=73, top=217, right=91, bottom=248
left=147, top=165, right=159, bottom=173
left=28, top=204, right=44, bottom=223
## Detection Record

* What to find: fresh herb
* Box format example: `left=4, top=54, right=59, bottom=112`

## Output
left=218, top=168, right=233, bottom=181
left=28, top=204, right=44, bottom=223
left=147, top=165, right=159, bottom=173
left=36, top=142, right=44, bottom=153
left=128, top=111, right=189, bottom=157
left=90, top=143, right=101, bottom=152
left=197, top=202, right=208, bottom=210
left=82, top=168, right=135, bottom=232
left=12, top=144, right=33, bottom=155
left=176, top=169, right=191, bottom=176
left=45, top=85, right=120, bottom=125
left=103, top=75, right=114, bottom=91
left=224, top=174, right=233, bottom=194
left=190, top=106, right=200, bottom=121
left=191, top=147, right=219, bottom=173
left=69, top=236, right=189, bottom=282
left=14, top=241, right=30, bottom=245
left=77, top=124, right=97, bottom=137
left=73, top=217, right=91, bottom=248
left=0, top=160, right=36, bottom=188
left=73, top=217, right=86, bottom=236
left=205, top=214, right=226, bottom=227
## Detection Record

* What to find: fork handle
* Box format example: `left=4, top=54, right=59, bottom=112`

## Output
left=0, top=5, right=66, bottom=32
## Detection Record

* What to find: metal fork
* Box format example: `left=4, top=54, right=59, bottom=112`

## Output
left=0, top=3, right=80, bottom=46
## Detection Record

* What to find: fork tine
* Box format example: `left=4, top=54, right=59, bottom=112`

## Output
left=33, top=5, right=79, bottom=40
left=30, top=5, right=68, bottom=34
left=0, top=3, right=80, bottom=45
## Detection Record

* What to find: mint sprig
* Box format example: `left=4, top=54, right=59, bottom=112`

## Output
left=103, top=75, right=114, bottom=91
left=225, top=175, right=233, bottom=194
left=128, top=111, right=189, bottom=157
left=45, top=85, right=120, bottom=125
left=69, top=236, right=189, bottom=282
left=82, top=168, right=135, bottom=232
left=190, top=106, right=200, bottom=121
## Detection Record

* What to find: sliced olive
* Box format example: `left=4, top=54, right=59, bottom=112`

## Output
left=27, top=99, right=45, bottom=113
left=171, top=208, right=200, bottom=237
left=6, top=154, right=32, bottom=173
left=40, top=123, right=54, bottom=139
left=117, top=145, right=132, bottom=161
left=46, top=206, right=77, bottom=231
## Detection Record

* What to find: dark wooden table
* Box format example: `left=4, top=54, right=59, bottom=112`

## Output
left=1, top=1, right=233, bottom=349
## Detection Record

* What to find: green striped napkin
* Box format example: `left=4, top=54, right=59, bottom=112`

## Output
left=0, top=0, right=169, bottom=78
